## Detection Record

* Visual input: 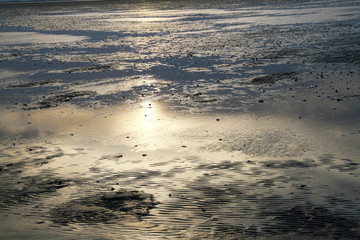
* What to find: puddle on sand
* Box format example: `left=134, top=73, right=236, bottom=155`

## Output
left=0, top=101, right=359, bottom=239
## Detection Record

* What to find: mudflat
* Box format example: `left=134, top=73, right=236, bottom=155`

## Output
left=0, top=0, right=359, bottom=239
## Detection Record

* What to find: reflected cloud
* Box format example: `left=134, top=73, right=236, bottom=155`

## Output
left=0, top=32, right=89, bottom=45
left=0, top=107, right=94, bottom=138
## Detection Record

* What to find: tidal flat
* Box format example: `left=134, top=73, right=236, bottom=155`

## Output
left=0, top=0, right=360, bottom=239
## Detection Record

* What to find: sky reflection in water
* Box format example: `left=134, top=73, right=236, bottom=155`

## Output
left=1, top=99, right=360, bottom=239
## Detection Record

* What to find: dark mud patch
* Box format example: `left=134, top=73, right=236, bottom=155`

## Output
left=99, top=170, right=162, bottom=182
left=260, top=205, right=360, bottom=239
left=262, top=48, right=300, bottom=60
left=0, top=177, right=70, bottom=208
left=317, top=49, right=360, bottom=64
left=248, top=72, right=296, bottom=84
left=30, top=91, right=95, bottom=109
left=50, top=190, right=157, bottom=225
left=262, top=159, right=317, bottom=169
left=187, top=92, right=217, bottom=103
left=33, top=152, right=65, bottom=166
left=6, top=79, right=60, bottom=89
left=99, top=153, right=124, bottom=161
left=0, top=52, right=23, bottom=61
left=181, top=92, right=218, bottom=104
left=197, top=161, right=244, bottom=170
left=328, top=158, right=360, bottom=172
left=318, top=155, right=360, bottom=174
left=66, top=64, right=113, bottom=73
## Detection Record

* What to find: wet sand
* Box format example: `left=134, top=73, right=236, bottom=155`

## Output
left=0, top=0, right=360, bottom=239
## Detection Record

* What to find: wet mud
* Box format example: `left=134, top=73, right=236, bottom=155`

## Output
left=66, top=64, right=113, bottom=73
left=35, top=91, right=95, bottom=109
left=50, top=190, right=157, bottom=225
left=0, top=163, right=70, bottom=207
left=248, top=72, right=297, bottom=85
left=260, top=205, right=360, bottom=239
left=6, top=79, right=60, bottom=89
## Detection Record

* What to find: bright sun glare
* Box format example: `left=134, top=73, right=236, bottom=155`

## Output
left=143, top=101, right=154, bottom=121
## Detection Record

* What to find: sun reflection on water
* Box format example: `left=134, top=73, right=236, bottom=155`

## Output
left=143, top=101, right=154, bottom=121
